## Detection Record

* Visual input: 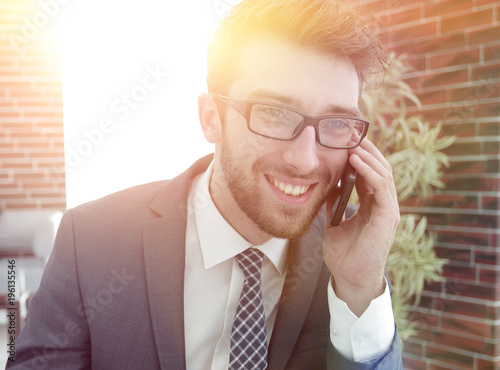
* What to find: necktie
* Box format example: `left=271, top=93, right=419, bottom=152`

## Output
left=229, top=248, right=268, bottom=370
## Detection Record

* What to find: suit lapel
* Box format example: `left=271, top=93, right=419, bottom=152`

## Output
left=267, top=210, right=327, bottom=369
left=143, top=155, right=213, bottom=370
left=144, top=216, right=186, bottom=369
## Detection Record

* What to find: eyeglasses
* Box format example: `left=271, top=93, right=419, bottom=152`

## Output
left=211, top=93, right=369, bottom=149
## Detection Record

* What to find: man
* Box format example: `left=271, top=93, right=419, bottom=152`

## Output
left=9, top=0, right=402, bottom=369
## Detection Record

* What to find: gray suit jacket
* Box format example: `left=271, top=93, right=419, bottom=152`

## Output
left=8, top=155, right=402, bottom=369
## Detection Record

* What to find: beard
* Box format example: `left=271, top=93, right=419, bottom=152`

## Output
left=219, top=131, right=333, bottom=241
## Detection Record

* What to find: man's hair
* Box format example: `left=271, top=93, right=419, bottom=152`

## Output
left=207, top=0, right=388, bottom=95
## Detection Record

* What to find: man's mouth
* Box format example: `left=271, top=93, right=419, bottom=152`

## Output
left=271, top=179, right=311, bottom=197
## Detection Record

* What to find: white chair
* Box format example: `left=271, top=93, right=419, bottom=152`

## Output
left=0, top=210, right=63, bottom=306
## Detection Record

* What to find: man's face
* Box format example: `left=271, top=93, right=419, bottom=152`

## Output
left=209, top=37, right=360, bottom=243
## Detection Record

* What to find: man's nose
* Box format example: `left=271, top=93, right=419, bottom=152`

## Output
left=281, top=126, right=320, bottom=174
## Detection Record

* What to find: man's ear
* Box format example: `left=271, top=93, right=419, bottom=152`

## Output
left=198, top=93, right=222, bottom=144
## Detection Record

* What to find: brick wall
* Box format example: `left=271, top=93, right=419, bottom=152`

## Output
left=0, top=0, right=66, bottom=211
left=1, top=0, right=499, bottom=367
left=348, top=0, right=500, bottom=369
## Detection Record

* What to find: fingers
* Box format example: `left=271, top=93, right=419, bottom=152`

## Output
left=348, top=139, right=399, bottom=216
left=351, top=138, right=392, bottom=178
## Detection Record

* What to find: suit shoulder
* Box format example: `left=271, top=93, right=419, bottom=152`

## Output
left=73, top=180, right=170, bottom=215
left=57, top=180, right=179, bottom=265
left=66, top=180, right=179, bottom=237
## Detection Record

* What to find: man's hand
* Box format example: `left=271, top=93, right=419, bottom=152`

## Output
left=324, top=138, right=400, bottom=317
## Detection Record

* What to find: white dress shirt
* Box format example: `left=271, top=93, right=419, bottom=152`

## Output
left=184, top=162, right=394, bottom=369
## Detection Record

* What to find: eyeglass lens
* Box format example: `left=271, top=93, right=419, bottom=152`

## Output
left=249, top=104, right=365, bottom=148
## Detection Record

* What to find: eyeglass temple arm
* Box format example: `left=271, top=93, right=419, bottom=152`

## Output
left=210, top=93, right=244, bottom=113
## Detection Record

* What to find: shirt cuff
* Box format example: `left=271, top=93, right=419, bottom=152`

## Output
left=327, top=277, right=395, bottom=362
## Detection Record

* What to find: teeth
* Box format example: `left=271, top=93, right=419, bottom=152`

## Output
left=273, top=179, right=310, bottom=197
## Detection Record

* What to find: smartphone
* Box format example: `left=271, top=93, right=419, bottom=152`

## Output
left=330, top=164, right=356, bottom=226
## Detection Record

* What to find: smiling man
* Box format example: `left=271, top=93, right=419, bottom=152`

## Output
left=9, top=1, right=402, bottom=369
left=205, top=38, right=361, bottom=243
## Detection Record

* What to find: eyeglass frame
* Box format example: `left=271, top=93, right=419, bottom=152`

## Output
left=210, top=92, right=370, bottom=149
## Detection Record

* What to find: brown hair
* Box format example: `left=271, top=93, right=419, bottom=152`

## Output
left=207, top=0, right=388, bottom=94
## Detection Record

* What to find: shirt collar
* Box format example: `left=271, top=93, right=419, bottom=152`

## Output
left=192, top=161, right=289, bottom=274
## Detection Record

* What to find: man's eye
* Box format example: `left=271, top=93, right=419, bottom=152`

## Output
left=325, top=119, right=349, bottom=128
left=253, top=105, right=291, bottom=122
left=263, top=107, right=286, bottom=118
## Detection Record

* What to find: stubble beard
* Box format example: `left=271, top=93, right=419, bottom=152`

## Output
left=219, top=133, right=332, bottom=241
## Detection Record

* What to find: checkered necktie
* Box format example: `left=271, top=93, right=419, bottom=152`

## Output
left=229, top=248, right=268, bottom=370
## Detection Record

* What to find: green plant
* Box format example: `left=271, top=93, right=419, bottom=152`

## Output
left=359, top=53, right=454, bottom=341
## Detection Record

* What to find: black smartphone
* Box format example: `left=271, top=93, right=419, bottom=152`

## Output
left=330, top=163, right=356, bottom=226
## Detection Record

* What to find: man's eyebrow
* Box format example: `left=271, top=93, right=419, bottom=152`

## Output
left=245, top=88, right=299, bottom=105
left=324, top=104, right=361, bottom=117
left=245, top=88, right=361, bottom=117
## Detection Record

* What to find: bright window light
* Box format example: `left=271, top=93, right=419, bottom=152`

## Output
left=58, top=0, right=235, bottom=208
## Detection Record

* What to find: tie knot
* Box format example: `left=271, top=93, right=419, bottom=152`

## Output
left=236, top=248, right=264, bottom=281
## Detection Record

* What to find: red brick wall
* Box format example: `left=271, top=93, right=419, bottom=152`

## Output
left=0, top=0, right=66, bottom=211
left=348, top=0, right=500, bottom=369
